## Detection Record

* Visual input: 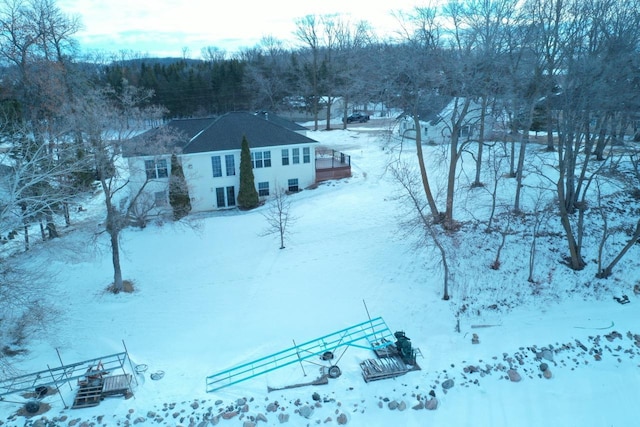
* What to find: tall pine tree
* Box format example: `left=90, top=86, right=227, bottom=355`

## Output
left=237, top=136, right=259, bottom=209
left=169, top=154, right=191, bottom=220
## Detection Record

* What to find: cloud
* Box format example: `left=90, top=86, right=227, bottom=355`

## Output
left=58, top=0, right=419, bottom=58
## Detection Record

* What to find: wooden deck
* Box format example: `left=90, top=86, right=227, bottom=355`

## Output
left=102, top=374, right=132, bottom=397
left=316, top=165, right=351, bottom=182
left=72, top=374, right=132, bottom=409
left=72, top=380, right=103, bottom=409
left=361, top=342, right=422, bottom=382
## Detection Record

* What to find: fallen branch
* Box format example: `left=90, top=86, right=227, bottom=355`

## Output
left=267, top=375, right=328, bottom=392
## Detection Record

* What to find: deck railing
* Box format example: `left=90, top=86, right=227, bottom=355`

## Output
left=315, top=149, right=351, bottom=182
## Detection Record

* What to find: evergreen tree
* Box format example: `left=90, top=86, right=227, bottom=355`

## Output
left=237, top=136, right=259, bottom=209
left=168, top=154, right=191, bottom=220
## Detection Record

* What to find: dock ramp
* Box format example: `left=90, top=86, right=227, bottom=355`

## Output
left=206, top=317, right=395, bottom=392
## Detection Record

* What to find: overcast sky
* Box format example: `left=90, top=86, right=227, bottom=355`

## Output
left=57, top=0, right=421, bottom=59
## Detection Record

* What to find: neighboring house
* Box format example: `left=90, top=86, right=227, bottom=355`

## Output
left=398, top=97, right=501, bottom=144
left=123, top=112, right=320, bottom=214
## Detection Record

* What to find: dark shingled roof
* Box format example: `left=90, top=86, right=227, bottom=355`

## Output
left=253, top=111, right=309, bottom=132
left=123, top=113, right=315, bottom=157
left=165, top=117, right=218, bottom=142
left=122, top=117, right=217, bottom=157
left=182, top=112, right=317, bottom=154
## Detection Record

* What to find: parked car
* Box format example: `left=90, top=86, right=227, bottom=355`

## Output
left=344, top=112, right=370, bottom=123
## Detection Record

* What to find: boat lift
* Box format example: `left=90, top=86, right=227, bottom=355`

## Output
left=0, top=342, right=136, bottom=412
left=206, top=316, right=397, bottom=392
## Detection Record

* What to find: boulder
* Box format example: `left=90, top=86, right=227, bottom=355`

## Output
left=337, top=413, right=349, bottom=425
left=425, top=398, right=438, bottom=410
left=539, top=349, right=554, bottom=361
left=507, top=369, right=522, bottom=382
left=278, top=413, right=290, bottom=424
left=266, top=402, right=278, bottom=412
left=298, top=405, right=314, bottom=419
left=222, top=411, right=238, bottom=420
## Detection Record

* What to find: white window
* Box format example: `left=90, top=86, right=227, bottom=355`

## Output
left=258, top=181, right=269, bottom=197
left=252, top=150, right=271, bottom=168
left=145, top=159, right=168, bottom=179
left=225, top=154, right=235, bottom=176
left=211, top=156, right=222, bottom=177
left=154, top=191, right=167, bottom=207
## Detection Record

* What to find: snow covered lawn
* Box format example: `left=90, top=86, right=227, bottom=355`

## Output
left=2, top=120, right=639, bottom=426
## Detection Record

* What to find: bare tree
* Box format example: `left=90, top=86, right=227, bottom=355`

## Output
left=0, top=257, right=60, bottom=371
left=386, top=5, right=444, bottom=222
left=490, top=221, right=510, bottom=271
left=333, top=19, right=374, bottom=129
left=595, top=176, right=640, bottom=279
left=597, top=219, right=640, bottom=279
left=392, top=160, right=450, bottom=300
left=70, top=83, right=167, bottom=293
left=0, top=113, right=88, bottom=251
left=261, top=186, right=296, bottom=249
left=294, top=15, right=321, bottom=130
left=201, top=46, right=227, bottom=62
left=484, top=143, right=507, bottom=232
left=0, top=0, right=85, bottom=238
left=242, top=37, right=292, bottom=112
left=526, top=190, right=553, bottom=283
left=459, top=0, right=517, bottom=188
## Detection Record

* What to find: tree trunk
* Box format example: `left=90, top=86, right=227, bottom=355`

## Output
left=110, top=226, right=124, bottom=292
left=325, top=96, right=332, bottom=131
left=597, top=219, right=640, bottom=279
left=594, top=112, right=610, bottom=161
left=63, top=202, right=70, bottom=226
left=413, top=116, right=440, bottom=221
left=46, top=211, right=58, bottom=239
left=509, top=139, right=516, bottom=177
left=557, top=173, right=584, bottom=270
left=514, top=103, right=534, bottom=213
left=444, top=98, right=470, bottom=228
left=445, top=130, right=459, bottom=227
left=102, top=172, right=125, bottom=293
left=574, top=114, right=594, bottom=207
left=342, top=94, right=349, bottom=130
left=24, top=224, right=29, bottom=251
left=473, top=97, right=487, bottom=187
left=545, top=105, right=554, bottom=151
left=513, top=133, right=528, bottom=212
left=563, top=132, right=578, bottom=213
left=528, top=230, right=538, bottom=283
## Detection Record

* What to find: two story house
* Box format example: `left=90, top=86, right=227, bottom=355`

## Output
left=123, top=112, right=320, bottom=214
